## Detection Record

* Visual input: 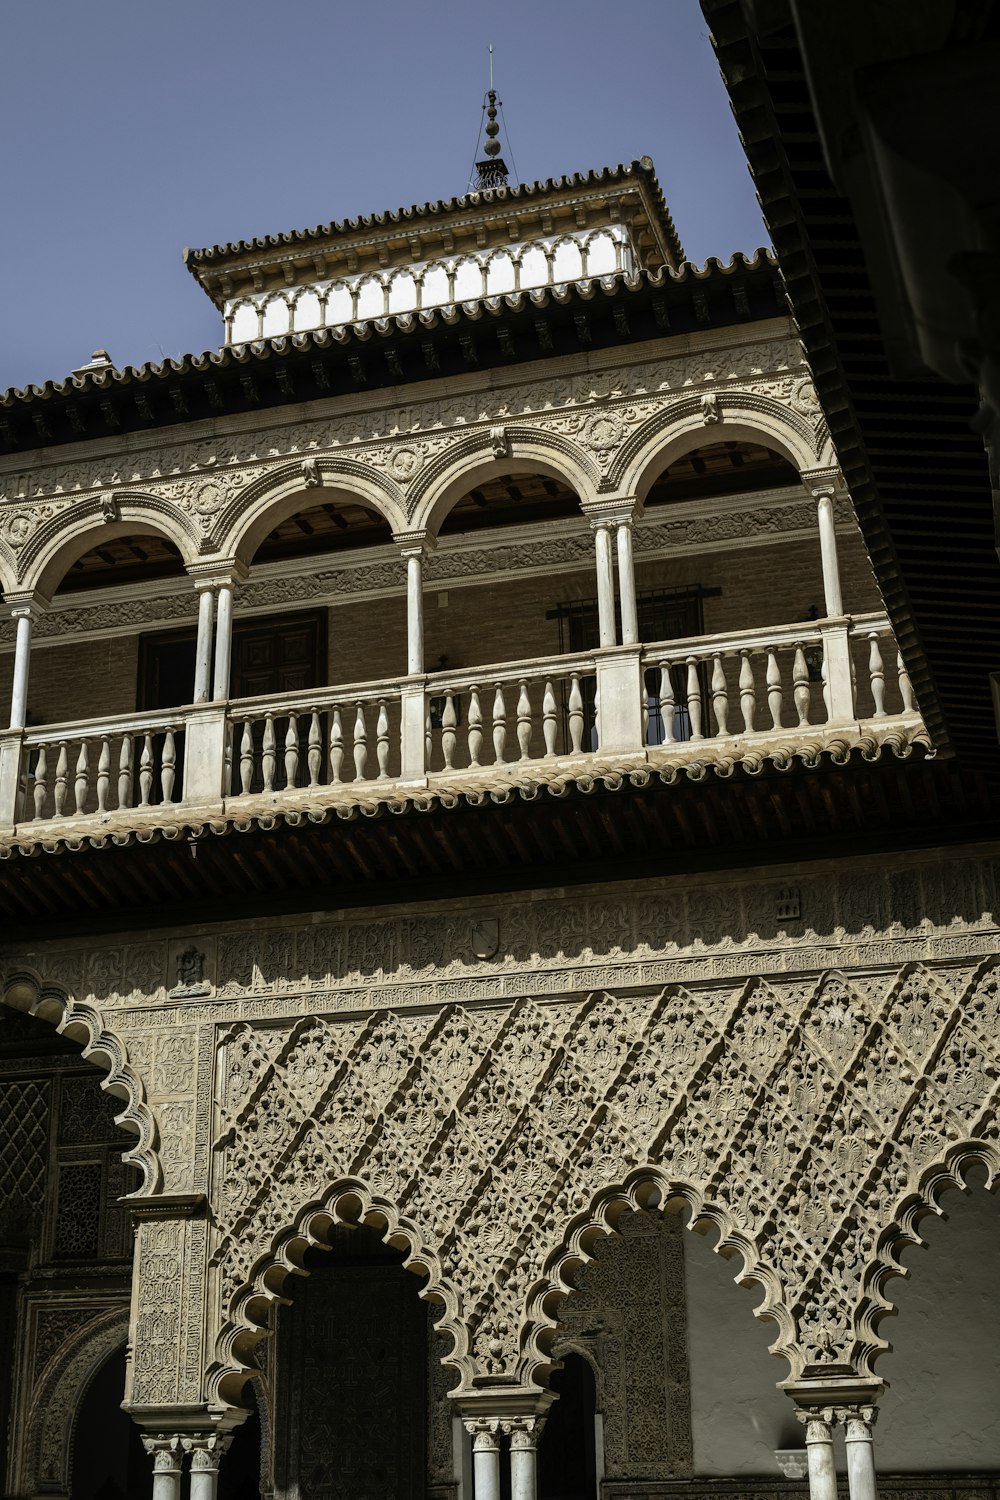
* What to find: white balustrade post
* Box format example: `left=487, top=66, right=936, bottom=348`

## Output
left=212, top=582, right=235, bottom=702
left=142, top=1435, right=184, bottom=1500
left=466, top=1419, right=502, bottom=1500
left=406, top=551, right=424, bottom=674
left=804, top=469, right=845, bottom=618
left=9, top=604, right=36, bottom=730
left=592, top=519, right=617, bottom=647
left=615, top=515, right=639, bottom=646
left=193, top=582, right=215, bottom=704
left=184, top=1433, right=233, bottom=1500
left=506, top=1417, right=545, bottom=1500
left=395, top=531, right=434, bottom=780
left=840, top=1405, right=879, bottom=1500
left=796, top=1408, right=839, bottom=1500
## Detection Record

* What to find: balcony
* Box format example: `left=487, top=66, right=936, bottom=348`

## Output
left=0, top=611, right=927, bottom=848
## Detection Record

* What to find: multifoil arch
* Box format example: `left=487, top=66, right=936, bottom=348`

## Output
left=1, top=967, right=162, bottom=1192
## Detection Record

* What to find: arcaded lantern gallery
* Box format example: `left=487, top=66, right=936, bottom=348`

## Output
left=0, top=93, right=998, bottom=1500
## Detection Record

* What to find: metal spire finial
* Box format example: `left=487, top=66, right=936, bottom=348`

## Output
left=475, top=46, right=510, bottom=190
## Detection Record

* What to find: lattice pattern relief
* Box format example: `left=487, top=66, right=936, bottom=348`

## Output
left=212, top=962, right=1000, bottom=1391
left=0, top=1079, right=49, bottom=1228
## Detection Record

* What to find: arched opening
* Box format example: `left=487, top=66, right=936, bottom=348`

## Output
left=643, top=439, right=799, bottom=506
left=876, top=1171, right=1000, bottom=1472
left=268, top=1225, right=437, bottom=1500
left=218, top=1383, right=263, bottom=1500
left=538, top=1353, right=598, bottom=1500
left=70, top=1345, right=151, bottom=1500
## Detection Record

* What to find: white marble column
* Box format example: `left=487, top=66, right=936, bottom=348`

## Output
left=467, top=1419, right=502, bottom=1500
left=211, top=582, right=234, bottom=701
left=797, top=1407, right=838, bottom=1500
left=406, top=551, right=424, bottom=674
left=841, top=1404, right=879, bottom=1500
left=185, top=1433, right=233, bottom=1500
left=592, top=519, right=617, bottom=647
left=193, top=583, right=215, bottom=704
left=615, top=518, right=639, bottom=645
left=506, top=1416, right=545, bottom=1500
left=802, top=470, right=845, bottom=617
left=142, top=1435, right=183, bottom=1500
left=8, top=605, right=35, bottom=729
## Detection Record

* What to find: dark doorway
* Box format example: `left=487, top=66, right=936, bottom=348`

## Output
left=70, top=1345, right=151, bottom=1500
left=219, top=1388, right=263, bottom=1500
left=538, top=1354, right=599, bottom=1500
left=138, top=610, right=327, bottom=710
left=272, top=1229, right=427, bottom=1500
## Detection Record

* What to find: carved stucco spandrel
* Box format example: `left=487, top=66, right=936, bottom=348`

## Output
left=201, top=958, right=1000, bottom=1405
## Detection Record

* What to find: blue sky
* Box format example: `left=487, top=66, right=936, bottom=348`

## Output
left=0, top=0, right=768, bottom=393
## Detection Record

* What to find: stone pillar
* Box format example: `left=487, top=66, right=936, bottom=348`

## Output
left=615, top=518, right=639, bottom=646
left=506, top=1416, right=545, bottom=1500
left=193, top=583, right=215, bottom=704
left=803, top=467, right=845, bottom=618
left=212, top=582, right=234, bottom=702
left=796, top=1407, right=838, bottom=1500
left=394, top=530, right=435, bottom=677
left=142, top=1435, right=184, bottom=1500
left=8, top=604, right=36, bottom=730
left=466, top=1419, right=502, bottom=1500
left=184, top=1433, right=233, bottom=1500
left=592, top=519, right=617, bottom=647
left=840, top=1405, right=879, bottom=1500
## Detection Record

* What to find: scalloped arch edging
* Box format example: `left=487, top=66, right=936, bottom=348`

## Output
left=1, top=967, right=162, bottom=1193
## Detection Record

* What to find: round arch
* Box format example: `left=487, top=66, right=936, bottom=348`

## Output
left=18, top=493, right=200, bottom=602
left=612, top=395, right=820, bottom=503
left=409, top=426, right=599, bottom=537
left=520, top=1167, right=798, bottom=1393
left=18, top=1306, right=130, bottom=1496
left=209, top=1174, right=471, bottom=1410
left=1, top=968, right=162, bottom=1192
left=213, top=460, right=409, bottom=570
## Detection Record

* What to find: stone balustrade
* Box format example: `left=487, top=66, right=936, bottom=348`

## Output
left=0, top=612, right=928, bottom=842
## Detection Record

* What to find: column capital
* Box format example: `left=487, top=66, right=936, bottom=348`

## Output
left=503, top=1414, right=546, bottom=1447
left=392, top=528, right=436, bottom=556
left=796, top=1405, right=836, bottom=1434
left=186, top=558, right=248, bottom=589
left=581, top=494, right=643, bottom=526
left=4, top=589, right=48, bottom=618
left=836, top=1403, right=880, bottom=1434
left=464, top=1417, right=501, bottom=1448
left=183, top=1431, right=234, bottom=1469
left=141, top=1433, right=184, bottom=1471
left=800, top=465, right=846, bottom=499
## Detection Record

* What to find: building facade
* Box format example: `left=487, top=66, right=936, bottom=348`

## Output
left=0, top=146, right=996, bottom=1500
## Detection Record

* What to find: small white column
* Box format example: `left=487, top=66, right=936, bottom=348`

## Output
left=193, top=583, right=215, bottom=704
left=185, top=1433, right=233, bottom=1500
left=406, top=551, right=424, bottom=675
left=841, top=1404, right=879, bottom=1500
left=803, top=471, right=845, bottom=617
left=797, top=1407, right=839, bottom=1500
left=212, top=582, right=234, bottom=701
left=467, top=1420, right=502, bottom=1500
left=8, top=605, right=35, bottom=730
left=507, top=1417, right=544, bottom=1500
left=593, top=519, right=617, bottom=647
left=142, top=1436, right=183, bottom=1500
left=615, top=518, right=639, bottom=646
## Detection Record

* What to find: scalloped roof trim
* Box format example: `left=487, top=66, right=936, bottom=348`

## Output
left=0, top=252, right=776, bottom=408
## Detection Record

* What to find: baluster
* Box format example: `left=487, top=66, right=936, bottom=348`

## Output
left=467, top=687, right=483, bottom=766
left=74, top=740, right=90, bottom=815
left=686, top=657, right=703, bottom=741
left=261, top=713, right=276, bottom=792
left=139, top=734, right=154, bottom=807
left=897, top=646, right=915, bottom=713
left=643, top=678, right=651, bottom=746
left=820, top=652, right=830, bottom=718
left=54, top=741, right=69, bottom=816
left=425, top=706, right=433, bottom=769
left=739, top=650, right=756, bottom=733
left=543, top=680, right=557, bottom=755
left=32, top=745, right=48, bottom=820
left=330, top=707, right=344, bottom=783
left=308, top=712, right=322, bottom=786
left=284, top=714, right=299, bottom=788
left=376, top=699, right=390, bottom=778
left=441, top=693, right=457, bottom=770
left=118, top=736, right=133, bottom=809
left=711, top=653, right=728, bottom=737
left=659, top=664, right=675, bottom=745
left=239, top=720, right=254, bottom=795
left=492, top=684, right=507, bottom=763
left=568, top=674, right=584, bottom=754
left=96, top=736, right=111, bottom=813
left=517, top=679, right=532, bottom=760
left=766, top=651, right=783, bottom=729
left=161, top=730, right=176, bottom=803
left=353, top=703, right=368, bottom=780
left=868, top=632, right=887, bottom=717
left=792, top=646, right=811, bottom=726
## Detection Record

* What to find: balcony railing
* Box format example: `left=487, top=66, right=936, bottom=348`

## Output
left=0, top=613, right=928, bottom=841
